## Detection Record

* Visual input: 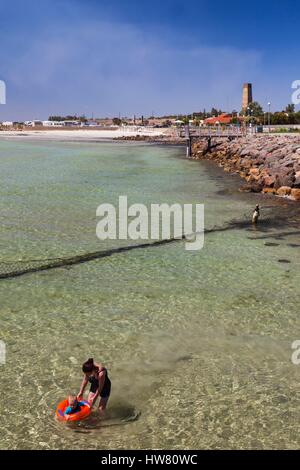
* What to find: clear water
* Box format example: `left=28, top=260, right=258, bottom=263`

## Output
left=0, top=140, right=300, bottom=450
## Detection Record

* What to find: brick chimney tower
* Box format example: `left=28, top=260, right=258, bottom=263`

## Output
left=242, top=83, right=253, bottom=110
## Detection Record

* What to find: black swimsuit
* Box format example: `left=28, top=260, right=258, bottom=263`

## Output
left=89, top=368, right=111, bottom=398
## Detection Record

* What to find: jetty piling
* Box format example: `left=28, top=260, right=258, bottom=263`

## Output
left=185, top=124, right=192, bottom=157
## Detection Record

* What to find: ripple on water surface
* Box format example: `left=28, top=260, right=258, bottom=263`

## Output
left=0, top=141, right=300, bottom=449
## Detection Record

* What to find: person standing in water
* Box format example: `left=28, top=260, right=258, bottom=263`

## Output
left=252, top=204, right=260, bottom=224
left=77, top=358, right=111, bottom=413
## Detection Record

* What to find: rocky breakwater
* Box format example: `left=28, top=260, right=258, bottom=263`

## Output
left=192, top=135, right=300, bottom=201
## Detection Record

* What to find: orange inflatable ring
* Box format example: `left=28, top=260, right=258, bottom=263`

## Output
left=56, top=399, right=91, bottom=422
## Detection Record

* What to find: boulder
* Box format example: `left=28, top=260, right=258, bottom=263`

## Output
left=263, top=175, right=276, bottom=187
left=291, top=188, right=300, bottom=201
left=262, top=187, right=277, bottom=195
left=240, top=158, right=253, bottom=169
left=277, top=186, right=292, bottom=197
left=250, top=181, right=264, bottom=193
left=239, top=184, right=252, bottom=193
left=282, top=159, right=296, bottom=168
left=273, top=170, right=295, bottom=189
left=293, top=171, right=300, bottom=188
left=249, top=168, right=260, bottom=177
left=239, top=181, right=263, bottom=193
left=293, top=160, right=300, bottom=171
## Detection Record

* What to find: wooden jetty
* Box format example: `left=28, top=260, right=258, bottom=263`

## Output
left=181, top=125, right=246, bottom=157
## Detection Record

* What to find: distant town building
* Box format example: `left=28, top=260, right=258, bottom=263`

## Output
left=24, top=120, right=43, bottom=127
left=242, top=83, right=253, bottom=110
left=42, top=120, right=64, bottom=127
left=25, top=120, right=81, bottom=127
left=63, top=120, right=80, bottom=127
left=204, top=113, right=234, bottom=125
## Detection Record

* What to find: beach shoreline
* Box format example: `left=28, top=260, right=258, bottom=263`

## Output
left=0, top=127, right=175, bottom=142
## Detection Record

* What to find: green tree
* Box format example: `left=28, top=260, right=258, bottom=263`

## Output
left=112, top=118, right=122, bottom=126
left=295, top=111, right=300, bottom=124
left=181, top=116, right=190, bottom=125
left=285, top=104, right=295, bottom=114
left=241, top=101, right=263, bottom=117
left=49, top=116, right=64, bottom=121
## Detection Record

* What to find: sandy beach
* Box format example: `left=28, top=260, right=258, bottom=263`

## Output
left=0, top=127, right=172, bottom=142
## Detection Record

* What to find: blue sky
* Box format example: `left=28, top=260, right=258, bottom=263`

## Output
left=0, top=0, right=299, bottom=120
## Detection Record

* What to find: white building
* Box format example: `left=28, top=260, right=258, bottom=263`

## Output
left=42, top=121, right=65, bottom=127
left=24, top=120, right=43, bottom=127
left=63, top=120, right=80, bottom=127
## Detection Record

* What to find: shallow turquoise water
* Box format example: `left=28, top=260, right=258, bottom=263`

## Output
left=0, top=140, right=300, bottom=449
